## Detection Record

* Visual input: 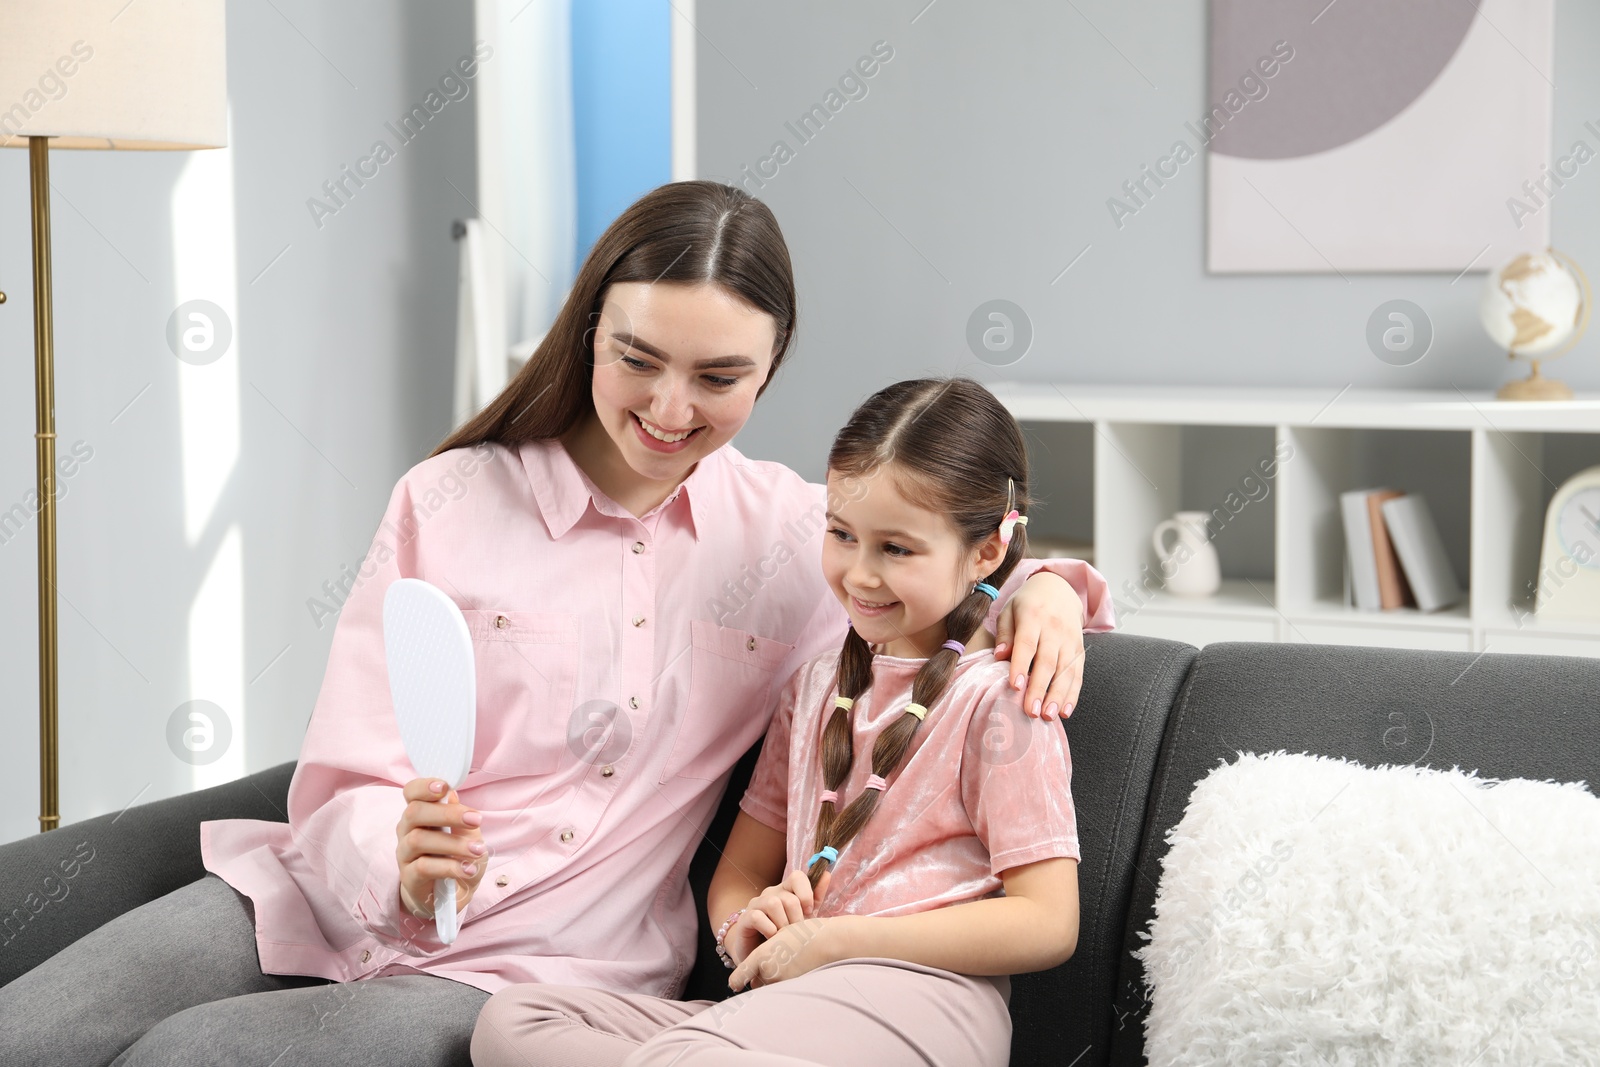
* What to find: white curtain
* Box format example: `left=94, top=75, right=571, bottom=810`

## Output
left=451, top=218, right=497, bottom=427
left=457, top=0, right=576, bottom=420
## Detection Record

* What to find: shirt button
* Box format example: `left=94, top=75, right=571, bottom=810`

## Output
left=601, top=764, right=615, bottom=777
left=360, top=949, right=371, bottom=963
left=495, top=875, right=509, bottom=887
left=559, top=829, right=574, bottom=843
left=632, top=615, right=645, bottom=627
left=495, top=615, right=507, bottom=629
left=746, top=637, right=757, bottom=651
left=629, top=696, right=639, bottom=709
left=632, top=541, right=645, bottom=554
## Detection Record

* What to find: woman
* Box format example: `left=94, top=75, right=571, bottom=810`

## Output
left=0, top=182, right=1113, bottom=1067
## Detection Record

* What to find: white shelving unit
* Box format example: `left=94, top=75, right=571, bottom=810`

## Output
left=998, top=383, right=1600, bottom=659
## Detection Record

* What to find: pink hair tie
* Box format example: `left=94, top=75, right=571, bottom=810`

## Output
left=819, top=789, right=839, bottom=805
left=998, top=509, right=1029, bottom=545
left=864, top=774, right=888, bottom=792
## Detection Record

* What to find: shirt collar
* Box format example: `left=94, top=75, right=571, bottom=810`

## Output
left=519, top=437, right=709, bottom=542
left=673, top=460, right=709, bottom=540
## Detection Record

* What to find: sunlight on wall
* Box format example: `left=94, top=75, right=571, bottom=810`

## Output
left=171, top=105, right=244, bottom=790
left=185, top=523, right=244, bottom=788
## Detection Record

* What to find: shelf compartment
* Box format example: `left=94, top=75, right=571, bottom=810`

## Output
left=1278, top=426, right=1471, bottom=617
left=1473, top=429, right=1600, bottom=628
left=1019, top=419, right=1094, bottom=561
left=1093, top=422, right=1279, bottom=614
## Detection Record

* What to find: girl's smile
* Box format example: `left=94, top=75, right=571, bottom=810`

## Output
left=847, top=594, right=901, bottom=618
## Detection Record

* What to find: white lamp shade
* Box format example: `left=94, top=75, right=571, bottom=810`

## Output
left=0, top=0, right=226, bottom=150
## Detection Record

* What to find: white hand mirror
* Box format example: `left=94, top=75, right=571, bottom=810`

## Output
left=383, top=578, right=476, bottom=945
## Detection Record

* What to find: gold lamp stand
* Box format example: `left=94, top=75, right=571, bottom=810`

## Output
left=29, top=136, right=60, bottom=832
left=2, top=138, right=61, bottom=831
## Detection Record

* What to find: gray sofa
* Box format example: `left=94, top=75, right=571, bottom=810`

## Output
left=3, top=632, right=1596, bottom=1064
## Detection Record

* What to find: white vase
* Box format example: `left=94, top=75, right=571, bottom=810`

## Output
left=1151, top=510, right=1222, bottom=597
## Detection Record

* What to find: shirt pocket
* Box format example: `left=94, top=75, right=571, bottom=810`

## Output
left=660, top=619, right=795, bottom=783
left=461, top=609, right=579, bottom=777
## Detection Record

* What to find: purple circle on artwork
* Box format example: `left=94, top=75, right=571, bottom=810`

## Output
left=1208, top=0, right=1475, bottom=160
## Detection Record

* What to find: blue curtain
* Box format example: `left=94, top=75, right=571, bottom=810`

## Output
left=571, top=0, right=672, bottom=271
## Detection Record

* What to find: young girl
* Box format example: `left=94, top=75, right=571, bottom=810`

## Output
left=472, top=377, right=1080, bottom=1067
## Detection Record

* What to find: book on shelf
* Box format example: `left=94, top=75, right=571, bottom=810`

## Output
left=1367, top=489, right=1416, bottom=610
left=1340, top=489, right=1462, bottom=613
left=1379, top=494, right=1464, bottom=612
left=1340, top=489, right=1386, bottom=611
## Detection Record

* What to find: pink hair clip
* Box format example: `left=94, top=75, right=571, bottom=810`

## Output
left=998, top=509, right=1029, bottom=545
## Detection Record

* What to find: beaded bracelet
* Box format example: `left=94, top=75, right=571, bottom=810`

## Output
left=714, top=908, right=745, bottom=970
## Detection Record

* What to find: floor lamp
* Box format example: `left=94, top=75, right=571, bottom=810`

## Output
left=0, top=1, right=227, bottom=833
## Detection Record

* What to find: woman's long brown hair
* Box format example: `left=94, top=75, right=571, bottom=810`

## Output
left=808, top=378, right=1032, bottom=888
left=429, top=181, right=796, bottom=457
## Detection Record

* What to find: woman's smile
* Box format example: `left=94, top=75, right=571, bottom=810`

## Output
left=630, top=411, right=704, bottom=453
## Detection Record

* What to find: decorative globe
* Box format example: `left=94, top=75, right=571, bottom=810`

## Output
left=1479, top=249, right=1590, bottom=400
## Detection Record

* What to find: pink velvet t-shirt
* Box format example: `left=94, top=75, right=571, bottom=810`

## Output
left=739, top=646, right=1080, bottom=919
left=200, top=437, right=1114, bottom=997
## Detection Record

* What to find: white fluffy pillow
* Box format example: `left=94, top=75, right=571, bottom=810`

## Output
left=1136, top=751, right=1600, bottom=1066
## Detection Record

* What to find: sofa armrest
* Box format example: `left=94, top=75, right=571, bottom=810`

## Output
left=0, top=760, right=295, bottom=988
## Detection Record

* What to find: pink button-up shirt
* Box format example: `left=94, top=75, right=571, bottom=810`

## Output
left=200, top=437, right=1115, bottom=997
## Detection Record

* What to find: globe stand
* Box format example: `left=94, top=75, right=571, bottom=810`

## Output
left=1497, top=357, right=1575, bottom=401
left=1485, top=248, right=1590, bottom=403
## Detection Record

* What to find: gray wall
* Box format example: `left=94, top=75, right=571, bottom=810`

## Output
left=0, top=1, right=474, bottom=844
left=701, top=0, right=1600, bottom=486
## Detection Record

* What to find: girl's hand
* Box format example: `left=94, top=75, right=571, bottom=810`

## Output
left=729, top=917, right=836, bottom=991
left=725, top=869, right=828, bottom=966
left=994, top=571, right=1085, bottom=721
left=395, top=777, right=487, bottom=923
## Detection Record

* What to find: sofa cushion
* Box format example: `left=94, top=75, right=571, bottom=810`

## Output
left=0, top=761, right=296, bottom=987
left=1136, top=751, right=1600, bottom=1064
left=1110, top=643, right=1600, bottom=1065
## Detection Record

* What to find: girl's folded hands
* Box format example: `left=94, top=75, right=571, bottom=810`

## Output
left=724, top=868, right=833, bottom=969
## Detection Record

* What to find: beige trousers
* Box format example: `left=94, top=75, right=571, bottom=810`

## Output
left=470, top=956, right=1011, bottom=1067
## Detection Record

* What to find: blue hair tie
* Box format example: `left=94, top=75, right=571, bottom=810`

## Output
left=974, top=582, right=999, bottom=600
left=807, top=846, right=839, bottom=871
